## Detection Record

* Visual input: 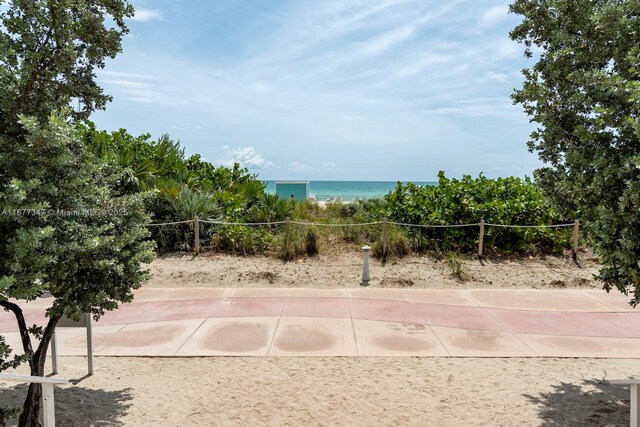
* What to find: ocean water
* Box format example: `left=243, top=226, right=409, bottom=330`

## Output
left=263, top=181, right=437, bottom=202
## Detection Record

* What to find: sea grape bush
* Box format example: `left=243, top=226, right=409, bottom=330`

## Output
left=509, top=0, right=640, bottom=303
left=80, top=123, right=273, bottom=251
left=384, top=172, right=571, bottom=254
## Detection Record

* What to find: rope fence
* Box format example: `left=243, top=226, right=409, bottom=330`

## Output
left=145, top=216, right=581, bottom=259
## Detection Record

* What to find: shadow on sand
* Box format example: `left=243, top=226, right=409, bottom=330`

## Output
left=1, top=383, right=133, bottom=426
left=524, top=378, right=630, bottom=426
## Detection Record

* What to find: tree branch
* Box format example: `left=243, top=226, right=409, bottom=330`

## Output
left=33, top=313, right=61, bottom=375
left=0, top=5, right=57, bottom=134
left=0, top=301, right=34, bottom=369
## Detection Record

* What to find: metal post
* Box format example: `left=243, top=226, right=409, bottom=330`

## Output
left=86, top=313, right=93, bottom=375
left=632, top=384, right=640, bottom=427
left=42, top=383, right=55, bottom=427
left=285, top=217, right=291, bottom=255
left=50, top=332, right=58, bottom=375
left=478, top=219, right=485, bottom=258
left=382, top=219, right=388, bottom=260
left=361, top=245, right=371, bottom=285
left=571, top=219, right=580, bottom=262
left=194, top=215, right=200, bottom=255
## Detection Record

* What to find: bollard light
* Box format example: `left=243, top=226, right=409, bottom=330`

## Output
left=361, top=245, right=371, bottom=286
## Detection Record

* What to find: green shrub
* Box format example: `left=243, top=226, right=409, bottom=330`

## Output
left=371, top=227, right=410, bottom=260
left=304, top=228, right=320, bottom=256
left=385, top=172, right=570, bottom=254
left=446, top=252, right=468, bottom=281
left=210, top=225, right=272, bottom=255
left=248, top=193, right=293, bottom=223
left=150, top=184, right=222, bottom=251
left=275, top=225, right=320, bottom=260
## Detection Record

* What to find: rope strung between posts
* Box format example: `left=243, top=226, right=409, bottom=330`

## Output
left=147, top=219, right=194, bottom=226
left=484, top=223, right=575, bottom=228
left=387, top=221, right=481, bottom=228
left=199, top=220, right=288, bottom=226
left=145, top=219, right=577, bottom=229
left=289, top=221, right=382, bottom=227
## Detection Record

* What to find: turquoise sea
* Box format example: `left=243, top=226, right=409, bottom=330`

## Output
left=263, top=181, right=437, bottom=202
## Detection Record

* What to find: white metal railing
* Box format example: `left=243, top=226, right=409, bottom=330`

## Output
left=0, top=373, right=69, bottom=427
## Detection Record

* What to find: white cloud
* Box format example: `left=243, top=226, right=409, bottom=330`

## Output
left=480, top=6, right=509, bottom=27
left=130, top=8, right=163, bottom=22
left=97, top=70, right=156, bottom=80
left=218, top=146, right=274, bottom=169
left=359, top=24, right=416, bottom=56
left=288, top=162, right=312, bottom=172
left=322, top=162, right=339, bottom=172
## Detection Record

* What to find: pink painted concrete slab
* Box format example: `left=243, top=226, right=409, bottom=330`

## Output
left=486, top=308, right=591, bottom=336
left=0, top=307, right=48, bottom=333
left=228, top=288, right=291, bottom=297
left=579, top=290, right=638, bottom=312
left=419, top=304, right=503, bottom=331
left=283, top=297, right=351, bottom=318
left=469, top=289, right=552, bottom=311
left=269, top=317, right=357, bottom=356
left=353, top=320, right=449, bottom=356
left=515, top=333, right=627, bottom=358
left=97, top=319, right=205, bottom=356
left=431, top=326, right=536, bottom=357
left=133, top=287, right=230, bottom=302
left=348, top=288, right=409, bottom=301
left=404, top=289, right=479, bottom=307
left=111, top=297, right=226, bottom=323
left=349, top=298, right=424, bottom=324
left=176, top=317, right=279, bottom=356
left=561, top=312, right=640, bottom=338
left=3, top=288, right=640, bottom=358
left=539, top=290, right=616, bottom=312
left=288, top=288, right=348, bottom=298
left=469, top=289, right=612, bottom=312
left=208, top=297, right=286, bottom=318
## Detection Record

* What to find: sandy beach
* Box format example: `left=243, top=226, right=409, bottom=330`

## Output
left=2, top=356, right=637, bottom=426
left=148, top=251, right=601, bottom=290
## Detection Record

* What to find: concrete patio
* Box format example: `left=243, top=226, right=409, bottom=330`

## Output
left=2, top=288, right=640, bottom=357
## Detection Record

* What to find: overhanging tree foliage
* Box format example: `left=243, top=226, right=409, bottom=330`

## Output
left=0, top=114, right=155, bottom=426
left=0, top=0, right=134, bottom=135
left=509, top=0, right=640, bottom=303
left=0, top=1, right=153, bottom=426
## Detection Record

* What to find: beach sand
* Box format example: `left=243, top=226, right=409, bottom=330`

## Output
left=1, top=356, right=636, bottom=426
left=147, top=251, right=601, bottom=290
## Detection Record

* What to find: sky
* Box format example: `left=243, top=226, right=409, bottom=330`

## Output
left=91, top=0, right=541, bottom=181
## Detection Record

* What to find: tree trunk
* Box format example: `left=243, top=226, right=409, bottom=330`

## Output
left=18, top=314, right=61, bottom=427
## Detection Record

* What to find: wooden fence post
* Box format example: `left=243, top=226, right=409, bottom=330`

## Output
left=285, top=217, right=291, bottom=255
left=478, top=219, right=485, bottom=258
left=571, top=219, right=580, bottom=261
left=382, top=218, right=388, bottom=260
left=194, top=216, right=200, bottom=255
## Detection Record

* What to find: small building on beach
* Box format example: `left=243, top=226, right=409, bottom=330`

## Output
left=275, top=181, right=309, bottom=201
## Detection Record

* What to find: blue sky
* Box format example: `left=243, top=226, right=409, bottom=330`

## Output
left=91, top=0, right=540, bottom=181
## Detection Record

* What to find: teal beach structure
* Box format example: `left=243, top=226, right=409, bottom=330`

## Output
left=275, top=181, right=309, bottom=201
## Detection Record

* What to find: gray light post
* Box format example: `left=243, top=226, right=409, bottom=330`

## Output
left=361, top=245, right=371, bottom=286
